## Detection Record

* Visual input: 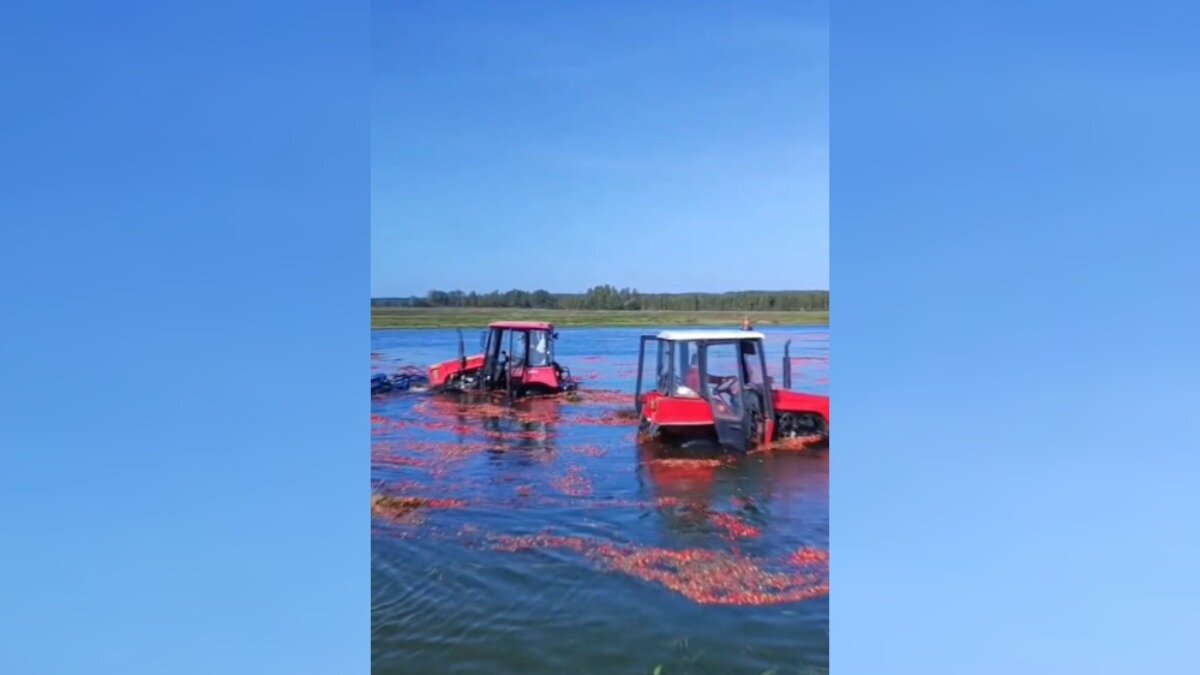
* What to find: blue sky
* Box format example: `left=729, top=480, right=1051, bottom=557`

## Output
left=371, top=1, right=828, bottom=296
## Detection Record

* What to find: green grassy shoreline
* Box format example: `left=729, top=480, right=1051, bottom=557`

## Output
left=372, top=307, right=829, bottom=329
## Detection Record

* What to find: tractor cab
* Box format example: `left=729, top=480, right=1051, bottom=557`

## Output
left=428, top=321, right=577, bottom=397
left=635, top=330, right=829, bottom=453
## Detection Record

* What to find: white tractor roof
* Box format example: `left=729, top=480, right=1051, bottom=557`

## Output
left=655, top=329, right=766, bottom=341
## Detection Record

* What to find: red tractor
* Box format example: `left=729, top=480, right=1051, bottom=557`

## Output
left=635, top=330, right=829, bottom=453
left=427, top=321, right=577, bottom=398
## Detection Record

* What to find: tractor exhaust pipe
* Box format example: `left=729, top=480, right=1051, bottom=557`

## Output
left=783, top=339, right=793, bottom=389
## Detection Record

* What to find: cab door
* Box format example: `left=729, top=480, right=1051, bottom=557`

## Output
left=699, top=341, right=750, bottom=452
left=481, top=328, right=505, bottom=389
left=739, top=338, right=774, bottom=446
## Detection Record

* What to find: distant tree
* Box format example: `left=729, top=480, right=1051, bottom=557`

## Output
left=380, top=289, right=828, bottom=311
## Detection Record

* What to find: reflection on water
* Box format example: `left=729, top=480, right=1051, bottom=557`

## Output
left=372, top=327, right=829, bottom=674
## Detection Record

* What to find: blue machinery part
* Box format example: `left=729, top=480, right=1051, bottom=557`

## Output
left=371, top=368, right=430, bottom=396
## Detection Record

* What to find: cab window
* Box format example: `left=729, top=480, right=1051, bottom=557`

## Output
left=527, top=330, right=551, bottom=366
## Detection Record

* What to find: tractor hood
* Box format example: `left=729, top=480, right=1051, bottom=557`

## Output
left=428, top=353, right=485, bottom=387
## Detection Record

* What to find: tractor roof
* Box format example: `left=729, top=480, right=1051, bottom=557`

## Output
left=655, top=329, right=765, bottom=341
left=488, top=321, right=554, bottom=330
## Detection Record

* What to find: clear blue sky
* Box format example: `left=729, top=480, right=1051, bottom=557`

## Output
left=371, top=0, right=828, bottom=297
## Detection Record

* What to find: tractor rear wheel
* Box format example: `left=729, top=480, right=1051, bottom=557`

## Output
left=776, top=412, right=829, bottom=440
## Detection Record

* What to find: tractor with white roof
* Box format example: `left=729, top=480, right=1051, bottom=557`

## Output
left=634, top=329, right=829, bottom=452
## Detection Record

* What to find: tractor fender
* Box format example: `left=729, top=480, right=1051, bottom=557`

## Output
left=771, top=389, right=830, bottom=425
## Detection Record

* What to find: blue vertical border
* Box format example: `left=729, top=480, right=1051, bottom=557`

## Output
left=0, top=2, right=370, bottom=672
left=833, top=1, right=1199, bottom=673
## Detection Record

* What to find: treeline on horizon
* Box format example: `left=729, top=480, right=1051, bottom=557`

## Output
left=372, top=286, right=829, bottom=312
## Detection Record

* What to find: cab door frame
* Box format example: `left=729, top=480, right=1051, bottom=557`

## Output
left=699, top=339, right=750, bottom=452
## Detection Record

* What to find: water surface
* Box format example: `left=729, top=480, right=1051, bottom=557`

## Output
left=372, top=327, right=829, bottom=674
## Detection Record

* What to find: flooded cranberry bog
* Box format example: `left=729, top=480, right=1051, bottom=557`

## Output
left=371, top=327, right=829, bottom=674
